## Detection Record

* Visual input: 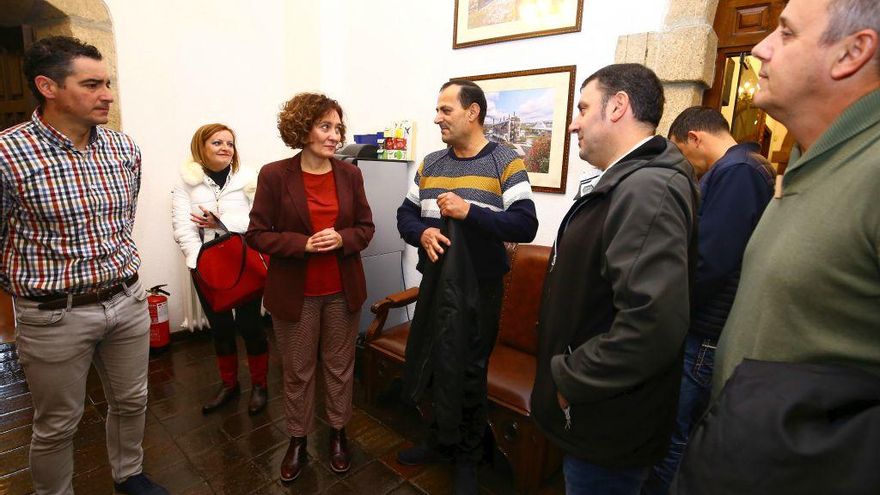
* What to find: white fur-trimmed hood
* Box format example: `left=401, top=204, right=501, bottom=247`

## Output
left=180, top=159, right=257, bottom=200
left=241, top=172, right=257, bottom=200
left=180, top=160, right=205, bottom=186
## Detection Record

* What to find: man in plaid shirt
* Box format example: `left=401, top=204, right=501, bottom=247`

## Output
left=0, top=37, right=167, bottom=495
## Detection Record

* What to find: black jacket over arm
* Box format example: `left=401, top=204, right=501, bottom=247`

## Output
left=402, top=219, right=480, bottom=442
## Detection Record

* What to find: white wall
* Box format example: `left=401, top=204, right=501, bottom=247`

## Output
left=105, top=0, right=304, bottom=330
left=104, top=0, right=669, bottom=331
left=315, top=0, right=669, bottom=289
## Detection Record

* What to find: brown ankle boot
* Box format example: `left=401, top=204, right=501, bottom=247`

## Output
left=280, top=436, right=308, bottom=482
left=329, top=428, right=351, bottom=473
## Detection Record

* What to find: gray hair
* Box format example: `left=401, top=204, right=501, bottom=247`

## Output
left=821, top=0, right=880, bottom=67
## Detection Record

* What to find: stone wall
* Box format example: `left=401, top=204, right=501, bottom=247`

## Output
left=616, top=0, right=720, bottom=135
left=0, top=0, right=121, bottom=130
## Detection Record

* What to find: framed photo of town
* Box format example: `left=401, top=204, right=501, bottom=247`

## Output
left=454, top=0, right=584, bottom=49
left=453, top=65, right=575, bottom=194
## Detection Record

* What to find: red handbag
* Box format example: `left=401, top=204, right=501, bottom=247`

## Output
left=194, top=218, right=267, bottom=313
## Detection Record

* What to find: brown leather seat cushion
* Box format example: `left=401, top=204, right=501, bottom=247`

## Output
left=487, top=344, right=536, bottom=417
left=368, top=321, right=536, bottom=417
left=367, top=322, right=410, bottom=364
left=367, top=244, right=549, bottom=419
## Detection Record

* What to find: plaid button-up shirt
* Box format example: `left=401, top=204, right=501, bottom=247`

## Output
left=0, top=111, right=142, bottom=297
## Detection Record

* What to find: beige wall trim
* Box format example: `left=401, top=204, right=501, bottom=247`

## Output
left=55, top=15, right=114, bottom=32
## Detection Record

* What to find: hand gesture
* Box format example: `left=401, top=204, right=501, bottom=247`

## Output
left=306, top=228, right=343, bottom=253
left=437, top=192, right=470, bottom=220
left=557, top=391, right=569, bottom=410
left=191, top=206, right=219, bottom=229
left=420, top=227, right=451, bottom=263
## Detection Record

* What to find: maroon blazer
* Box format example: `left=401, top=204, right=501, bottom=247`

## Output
left=246, top=154, right=374, bottom=321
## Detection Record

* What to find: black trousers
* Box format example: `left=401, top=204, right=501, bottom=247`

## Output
left=191, top=274, right=267, bottom=357
left=430, top=276, right=503, bottom=462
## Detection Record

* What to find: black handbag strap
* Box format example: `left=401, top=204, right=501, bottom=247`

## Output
left=198, top=212, right=229, bottom=242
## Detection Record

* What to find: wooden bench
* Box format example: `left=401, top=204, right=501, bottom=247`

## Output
left=364, top=243, right=560, bottom=494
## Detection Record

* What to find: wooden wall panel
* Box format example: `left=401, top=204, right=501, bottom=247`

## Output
left=714, top=0, right=785, bottom=49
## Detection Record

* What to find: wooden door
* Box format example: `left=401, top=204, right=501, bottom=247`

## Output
left=0, top=293, right=12, bottom=344
left=0, top=26, right=35, bottom=131
left=704, top=0, right=785, bottom=108
left=704, top=0, right=793, bottom=171
left=0, top=26, right=32, bottom=342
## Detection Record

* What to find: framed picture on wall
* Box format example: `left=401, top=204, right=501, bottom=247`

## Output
left=453, top=0, right=584, bottom=49
left=453, top=65, right=575, bottom=194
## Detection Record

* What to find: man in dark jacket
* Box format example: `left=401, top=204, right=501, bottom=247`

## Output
left=531, top=63, right=697, bottom=494
left=643, top=107, right=774, bottom=494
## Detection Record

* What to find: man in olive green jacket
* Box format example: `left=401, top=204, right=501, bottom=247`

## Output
left=714, top=0, right=880, bottom=390
left=674, top=1, right=880, bottom=494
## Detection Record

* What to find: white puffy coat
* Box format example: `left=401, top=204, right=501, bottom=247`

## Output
left=172, top=160, right=258, bottom=269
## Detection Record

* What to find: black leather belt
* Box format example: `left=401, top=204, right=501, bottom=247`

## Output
left=30, top=274, right=139, bottom=310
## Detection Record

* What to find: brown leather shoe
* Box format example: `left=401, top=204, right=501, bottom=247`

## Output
left=247, top=384, right=267, bottom=416
left=329, top=428, right=351, bottom=473
left=280, top=436, right=308, bottom=482
left=201, top=383, right=239, bottom=415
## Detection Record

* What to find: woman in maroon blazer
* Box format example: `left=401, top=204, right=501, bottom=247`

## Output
left=246, top=93, right=374, bottom=482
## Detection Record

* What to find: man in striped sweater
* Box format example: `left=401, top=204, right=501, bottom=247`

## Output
left=396, top=80, right=538, bottom=494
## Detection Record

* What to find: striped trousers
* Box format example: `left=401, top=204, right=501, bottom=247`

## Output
left=273, top=293, right=359, bottom=437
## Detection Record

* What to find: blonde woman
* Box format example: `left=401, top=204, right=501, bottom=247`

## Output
left=172, top=123, right=269, bottom=415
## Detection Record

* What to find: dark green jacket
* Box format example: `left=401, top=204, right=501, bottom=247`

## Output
left=531, top=136, right=698, bottom=467
left=715, top=88, right=880, bottom=393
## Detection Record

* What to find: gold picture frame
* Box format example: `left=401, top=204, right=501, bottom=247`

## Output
left=453, top=65, right=575, bottom=194
left=453, top=0, right=584, bottom=49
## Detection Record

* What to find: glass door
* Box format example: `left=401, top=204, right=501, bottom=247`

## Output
left=717, top=52, right=793, bottom=171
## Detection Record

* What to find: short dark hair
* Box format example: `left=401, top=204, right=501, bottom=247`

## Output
left=667, top=106, right=731, bottom=142
left=22, top=36, right=103, bottom=105
left=581, top=63, right=664, bottom=129
left=440, top=80, right=487, bottom=126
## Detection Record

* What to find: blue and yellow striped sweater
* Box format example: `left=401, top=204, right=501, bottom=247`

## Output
left=396, top=142, right=538, bottom=278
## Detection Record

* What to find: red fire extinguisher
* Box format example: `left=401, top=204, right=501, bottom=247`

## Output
left=147, top=285, right=171, bottom=354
